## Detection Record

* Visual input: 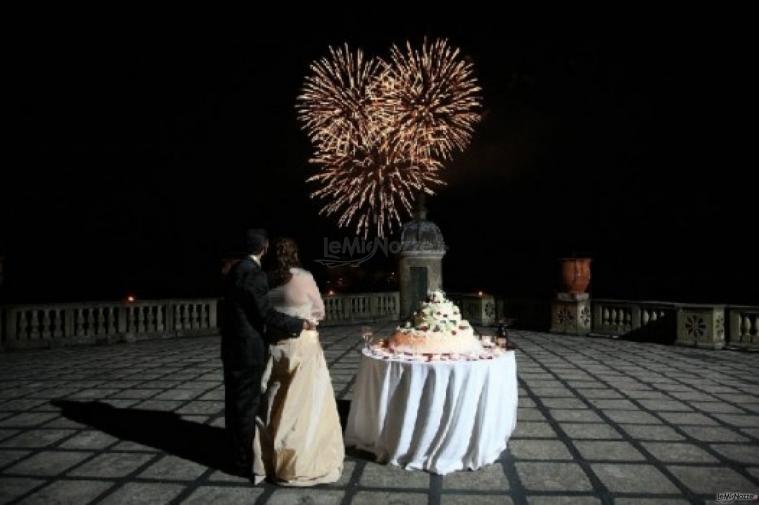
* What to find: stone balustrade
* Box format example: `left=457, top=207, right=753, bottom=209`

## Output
left=3, top=293, right=755, bottom=352
left=321, top=291, right=399, bottom=326
left=1, top=299, right=218, bottom=350
left=0, top=292, right=400, bottom=350
left=591, top=299, right=759, bottom=350
left=592, top=299, right=679, bottom=338
left=727, top=306, right=759, bottom=350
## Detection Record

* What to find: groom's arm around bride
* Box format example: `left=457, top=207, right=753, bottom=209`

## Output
left=220, top=228, right=312, bottom=477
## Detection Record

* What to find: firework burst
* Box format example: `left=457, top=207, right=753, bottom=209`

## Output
left=297, top=39, right=481, bottom=238
left=378, top=38, right=482, bottom=161
left=297, top=44, right=381, bottom=157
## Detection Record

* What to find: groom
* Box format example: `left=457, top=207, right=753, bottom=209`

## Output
left=220, top=228, right=314, bottom=477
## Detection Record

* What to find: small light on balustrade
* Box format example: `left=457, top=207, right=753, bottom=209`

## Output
left=327, top=290, right=336, bottom=296
left=126, top=295, right=136, bottom=303
left=477, top=291, right=484, bottom=297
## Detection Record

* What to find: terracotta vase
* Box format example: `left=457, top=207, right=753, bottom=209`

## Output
left=560, top=257, right=592, bottom=294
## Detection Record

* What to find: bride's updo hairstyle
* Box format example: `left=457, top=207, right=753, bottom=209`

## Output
left=267, top=237, right=302, bottom=288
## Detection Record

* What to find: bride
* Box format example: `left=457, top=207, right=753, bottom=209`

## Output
left=252, top=237, right=344, bottom=486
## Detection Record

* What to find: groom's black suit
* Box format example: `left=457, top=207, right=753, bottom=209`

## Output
left=220, top=256, right=304, bottom=473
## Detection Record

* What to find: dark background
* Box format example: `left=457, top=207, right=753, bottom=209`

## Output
left=3, top=17, right=754, bottom=304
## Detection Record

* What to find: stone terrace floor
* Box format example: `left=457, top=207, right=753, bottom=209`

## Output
left=0, top=325, right=758, bottom=505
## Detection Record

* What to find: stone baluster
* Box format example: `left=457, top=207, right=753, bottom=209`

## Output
left=18, top=311, right=29, bottom=341
left=127, top=307, right=136, bottom=334
left=137, top=306, right=146, bottom=334
left=107, top=307, right=117, bottom=335
left=30, top=310, right=40, bottom=339
left=742, top=315, right=752, bottom=342
left=53, top=309, right=64, bottom=338
left=140, top=306, right=149, bottom=333
left=42, top=310, right=52, bottom=339
left=201, top=304, right=209, bottom=329
left=156, top=306, right=164, bottom=333
left=164, top=303, right=174, bottom=336
left=75, top=309, right=84, bottom=336
left=86, top=309, right=95, bottom=337
left=209, top=301, right=218, bottom=331
left=191, top=304, right=199, bottom=329
left=592, top=303, right=601, bottom=332
left=95, top=307, right=104, bottom=336
left=342, top=297, right=350, bottom=321
left=370, top=295, right=379, bottom=318
left=174, top=303, right=184, bottom=332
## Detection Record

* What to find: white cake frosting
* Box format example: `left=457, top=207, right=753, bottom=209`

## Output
left=387, top=290, right=482, bottom=354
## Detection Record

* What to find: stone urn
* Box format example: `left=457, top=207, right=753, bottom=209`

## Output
left=559, top=257, right=592, bottom=294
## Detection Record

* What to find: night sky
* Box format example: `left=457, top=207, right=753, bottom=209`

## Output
left=3, top=18, right=754, bottom=305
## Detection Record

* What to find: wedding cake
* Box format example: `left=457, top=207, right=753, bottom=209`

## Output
left=387, top=290, right=483, bottom=354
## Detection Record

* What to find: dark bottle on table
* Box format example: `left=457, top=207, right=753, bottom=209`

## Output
left=496, top=323, right=509, bottom=348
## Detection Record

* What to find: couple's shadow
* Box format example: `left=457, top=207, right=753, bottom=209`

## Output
left=51, top=399, right=353, bottom=474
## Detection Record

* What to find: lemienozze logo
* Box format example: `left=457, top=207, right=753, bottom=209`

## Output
left=714, top=491, right=758, bottom=504
left=316, top=237, right=402, bottom=268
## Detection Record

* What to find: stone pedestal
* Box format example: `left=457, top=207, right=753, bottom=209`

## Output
left=676, top=304, right=726, bottom=349
left=398, top=196, right=446, bottom=319
left=448, top=293, right=497, bottom=326
left=551, top=293, right=591, bottom=335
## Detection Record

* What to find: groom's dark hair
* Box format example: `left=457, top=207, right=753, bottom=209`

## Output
left=245, top=228, right=269, bottom=255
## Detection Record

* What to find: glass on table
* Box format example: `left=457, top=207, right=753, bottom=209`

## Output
left=361, top=326, right=374, bottom=349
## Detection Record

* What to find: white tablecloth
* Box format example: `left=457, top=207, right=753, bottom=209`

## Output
left=345, top=349, right=518, bottom=474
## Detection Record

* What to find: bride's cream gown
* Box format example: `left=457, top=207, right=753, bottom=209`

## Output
left=252, top=267, right=344, bottom=486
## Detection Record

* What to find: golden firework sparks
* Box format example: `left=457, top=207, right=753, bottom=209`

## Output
left=297, top=39, right=481, bottom=238
left=378, top=38, right=482, bottom=161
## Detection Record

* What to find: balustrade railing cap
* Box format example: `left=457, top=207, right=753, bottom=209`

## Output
left=593, top=299, right=681, bottom=307
left=678, top=303, right=727, bottom=309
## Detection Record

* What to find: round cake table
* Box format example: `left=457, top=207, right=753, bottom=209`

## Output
left=345, top=348, right=518, bottom=475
